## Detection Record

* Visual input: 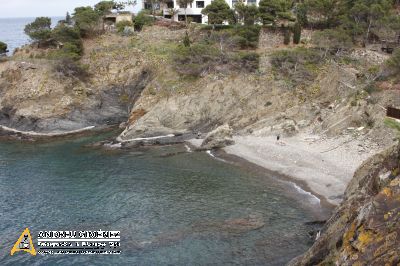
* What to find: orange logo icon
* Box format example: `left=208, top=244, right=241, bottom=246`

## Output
left=10, top=228, right=36, bottom=256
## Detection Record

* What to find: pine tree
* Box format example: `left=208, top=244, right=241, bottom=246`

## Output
left=183, top=31, right=191, bottom=47
left=66, top=12, right=72, bottom=25
left=293, top=22, right=301, bottom=44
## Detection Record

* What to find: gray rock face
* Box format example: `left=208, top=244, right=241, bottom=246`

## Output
left=200, top=124, right=235, bottom=150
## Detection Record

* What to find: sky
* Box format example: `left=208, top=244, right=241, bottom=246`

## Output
left=0, top=0, right=142, bottom=18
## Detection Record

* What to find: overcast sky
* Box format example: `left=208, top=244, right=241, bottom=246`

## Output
left=0, top=0, right=142, bottom=18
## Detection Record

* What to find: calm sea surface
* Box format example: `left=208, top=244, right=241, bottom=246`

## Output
left=0, top=17, right=62, bottom=55
left=0, top=16, right=327, bottom=265
left=0, top=133, right=327, bottom=265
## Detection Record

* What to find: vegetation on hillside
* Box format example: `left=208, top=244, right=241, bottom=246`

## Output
left=0, top=41, right=7, bottom=54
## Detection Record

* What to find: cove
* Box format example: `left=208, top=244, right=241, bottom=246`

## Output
left=0, top=134, right=327, bottom=265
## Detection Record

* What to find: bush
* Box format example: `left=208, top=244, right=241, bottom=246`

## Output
left=53, top=59, right=90, bottom=81
left=386, top=48, right=400, bottom=75
left=271, top=48, right=323, bottom=84
left=24, top=17, right=52, bottom=44
left=293, top=22, right=301, bottom=44
left=0, top=41, right=7, bottom=54
left=231, top=25, right=261, bottom=49
left=116, top=20, right=134, bottom=33
left=134, top=11, right=154, bottom=31
left=312, top=29, right=352, bottom=54
left=232, top=51, right=260, bottom=71
left=173, top=44, right=222, bottom=76
left=52, top=24, right=82, bottom=50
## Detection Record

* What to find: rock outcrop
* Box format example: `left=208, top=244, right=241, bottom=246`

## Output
left=200, top=124, right=235, bottom=150
left=290, top=144, right=400, bottom=266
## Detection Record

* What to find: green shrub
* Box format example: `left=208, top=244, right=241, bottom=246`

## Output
left=384, top=117, right=400, bottom=138
left=271, top=48, right=323, bottom=85
left=231, top=25, right=261, bottom=49
left=312, top=29, right=352, bottom=54
left=134, top=11, right=154, bottom=31
left=0, top=41, right=7, bottom=54
left=232, top=51, right=260, bottom=71
left=293, top=22, right=301, bottom=44
left=173, top=44, right=222, bottom=76
left=48, top=24, right=83, bottom=60
left=386, top=48, right=400, bottom=75
left=116, top=20, right=134, bottom=33
left=200, top=24, right=234, bottom=31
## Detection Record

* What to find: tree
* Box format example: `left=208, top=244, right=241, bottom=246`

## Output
left=24, top=17, right=52, bottom=44
left=66, top=12, right=72, bottom=25
left=73, top=6, right=101, bottom=37
left=234, top=0, right=259, bottom=26
left=258, top=0, right=293, bottom=26
left=386, top=48, right=400, bottom=75
left=0, top=41, right=7, bottom=54
left=167, top=8, right=180, bottom=20
left=177, top=0, right=195, bottom=23
left=95, top=1, right=116, bottom=15
left=183, top=31, right=191, bottom=47
left=293, top=22, right=301, bottom=44
left=343, top=0, right=393, bottom=42
left=134, top=10, right=154, bottom=31
left=201, top=0, right=233, bottom=25
left=294, top=3, right=308, bottom=27
left=304, top=0, right=342, bottom=28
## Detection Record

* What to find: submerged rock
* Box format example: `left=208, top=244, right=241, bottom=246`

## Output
left=200, top=124, right=235, bottom=150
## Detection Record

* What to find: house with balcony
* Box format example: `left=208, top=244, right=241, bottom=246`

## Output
left=143, top=0, right=259, bottom=24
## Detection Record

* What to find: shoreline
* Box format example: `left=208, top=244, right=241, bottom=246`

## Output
left=0, top=124, right=120, bottom=142
left=188, top=133, right=380, bottom=207
left=214, top=148, right=336, bottom=214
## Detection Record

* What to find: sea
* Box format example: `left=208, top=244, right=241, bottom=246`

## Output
left=0, top=17, right=328, bottom=265
left=0, top=17, right=62, bottom=55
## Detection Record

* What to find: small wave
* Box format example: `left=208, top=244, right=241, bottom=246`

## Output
left=184, top=144, right=192, bottom=153
left=291, top=182, right=321, bottom=204
left=206, top=150, right=227, bottom=163
left=120, top=134, right=175, bottom=142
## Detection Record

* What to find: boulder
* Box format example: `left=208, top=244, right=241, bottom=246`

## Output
left=201, top=124, right=235, bottom=150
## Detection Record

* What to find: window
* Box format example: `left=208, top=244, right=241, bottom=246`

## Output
left=180, top=3, right=187, bottom=8
left=196, top=1, right=205, bottom=8
left=144, top=2, right=160, bottom=10
left=144, top=2, right=152, bottom=9
left=247, top=0, right=256, bottom=5
left=232, top=0, right=238, bottom=6
left=167, top=1, right=174, bottom=8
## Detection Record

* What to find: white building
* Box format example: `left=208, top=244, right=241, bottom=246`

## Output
left=143, top=0, right=259, bottom=24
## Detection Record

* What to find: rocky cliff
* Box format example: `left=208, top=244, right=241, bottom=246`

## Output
left=290, top=144, right=400, bottom=265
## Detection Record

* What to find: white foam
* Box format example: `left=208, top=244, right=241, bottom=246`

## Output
left=184, top=144, right=192, bottom=153
left=119, top=134, right=175, bottom=142
left=206, top=150, right=227, bottom=163
left=291, top=182, right=321, bottom=204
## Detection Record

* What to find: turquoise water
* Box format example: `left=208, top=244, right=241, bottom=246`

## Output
left=0, top=17, right=62, bottom=55
left=0, top=135, right=325, bottom=265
